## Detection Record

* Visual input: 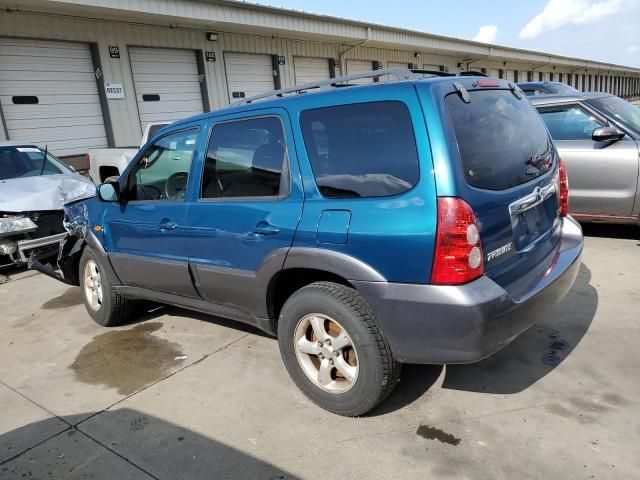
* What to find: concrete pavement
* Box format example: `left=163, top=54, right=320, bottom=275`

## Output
left=0, top=224, right=639, bottom=479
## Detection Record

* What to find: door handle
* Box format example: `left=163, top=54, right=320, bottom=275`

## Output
left=251, top=222, right=280, bottom=236
left=160, top=222, right=178, bottom=231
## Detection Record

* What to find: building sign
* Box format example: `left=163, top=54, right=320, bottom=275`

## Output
left=109, top=46, right=120, bottom=58
left=277, top=56, right=286, bottom=65
left=205, top=51, right=216, bottom=62
left=105, top=83, right=125, bottom=99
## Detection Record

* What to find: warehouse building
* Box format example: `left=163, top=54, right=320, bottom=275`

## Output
left=1, top=0, right=640, bottom=163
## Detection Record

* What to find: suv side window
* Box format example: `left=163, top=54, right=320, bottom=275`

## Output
left=300, top=101, right=419, bottom=198
left=201, top=116, right=286, bottom=198
left=127, top=128, right=198, bottom=201
left=537, top=104, right=604, bottom=140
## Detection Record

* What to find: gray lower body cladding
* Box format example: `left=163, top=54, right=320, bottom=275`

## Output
left=352, top=216, right=584, bottom=364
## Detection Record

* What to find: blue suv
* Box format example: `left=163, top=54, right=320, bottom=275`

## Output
left=47, top=70, right=583, bottom=416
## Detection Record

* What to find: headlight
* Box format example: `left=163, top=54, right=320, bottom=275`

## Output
left=0, top=216, right=38, bottom=236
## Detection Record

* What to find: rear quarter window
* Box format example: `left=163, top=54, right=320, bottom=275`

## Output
left=300, top=101, right=419, bottom=198
left=446, top=89, right=553, bottom=190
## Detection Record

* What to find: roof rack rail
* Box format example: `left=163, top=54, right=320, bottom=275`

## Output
left=237, top=67, right=415, bottom=105
left=234, top=67, right=489, bottom=105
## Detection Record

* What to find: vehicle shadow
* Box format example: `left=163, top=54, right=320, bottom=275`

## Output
left=0, top=410, right=299, bottom=479
left=580, top=222, right=639, bottom=241
left=441, top=262, right=597, bottom=394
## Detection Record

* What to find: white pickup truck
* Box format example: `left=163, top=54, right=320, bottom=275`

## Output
left=88, top=122, right=169, bottom=184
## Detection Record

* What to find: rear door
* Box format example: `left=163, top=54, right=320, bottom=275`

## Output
left=184, top=108, right=304, bottom=315
left=536, top=102, right=638, bottom=216
left=439, top=84, right=561, bottom=287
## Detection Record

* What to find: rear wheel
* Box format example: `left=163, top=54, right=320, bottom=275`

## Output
left=79, top=247, right=134, bottom=327
left=278, top=281, right=400, bottom=416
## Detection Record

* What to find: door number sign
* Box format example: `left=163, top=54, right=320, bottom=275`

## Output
left=109, top=46, right=120, bottom=58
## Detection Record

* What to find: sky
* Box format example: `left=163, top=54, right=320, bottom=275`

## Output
left=252, top=0, right=640, bottom=67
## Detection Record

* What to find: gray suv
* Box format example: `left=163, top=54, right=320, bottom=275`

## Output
left=530, top=93, right=640, bottom=224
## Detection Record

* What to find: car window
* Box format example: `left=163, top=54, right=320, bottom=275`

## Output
left=536, top=104, right=604, bottom=140
left=586, top=96, right=640, bottom=135
left=127, top=128, right=198, bottom=201
left=201, top=116, right=286, bottom=198
left=0, top=146, right=68, bottom=180
left=300, top=101, right=419, bottom=198
left=548, top=83, right=579, bottom=94
left=446, top=90, right=553, bottom=190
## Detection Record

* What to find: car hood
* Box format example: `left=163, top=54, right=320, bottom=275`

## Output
left=0, top=174, right=95, bottom=213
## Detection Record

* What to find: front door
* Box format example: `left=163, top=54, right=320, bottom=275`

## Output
left=184, top=110, right=304, bottom=317
left=537, top=102, right=639, bottom=216
left=104, top=125, right=204, bottom=297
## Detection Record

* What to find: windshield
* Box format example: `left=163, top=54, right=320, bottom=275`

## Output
left=446, top=89, right=553, bottom=190
left=549, top=83, right=579, bottom=94
left=0, top=146, right=71, bottom=180
left=586, top=96, right=640, bottom=135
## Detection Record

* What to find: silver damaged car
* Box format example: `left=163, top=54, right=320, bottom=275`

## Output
left=0, top=142, right=95, bottom=267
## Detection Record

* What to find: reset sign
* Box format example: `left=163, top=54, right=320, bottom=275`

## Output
left=105, top=83, right=125, bottom=99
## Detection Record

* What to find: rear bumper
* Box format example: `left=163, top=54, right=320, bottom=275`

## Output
left=353, top=216, right=584, bottom=364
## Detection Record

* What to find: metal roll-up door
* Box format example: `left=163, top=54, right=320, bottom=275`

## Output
left=0, top=38, right=108, bottom=157
left=224, top=53, right=275, bottom=102
left=388, top=61, right=410, bottom=69
left=346, top=60, right=374, bottom=84
left=129, top=47, right=204, bottom=132
left=294, top=57, right=331, bottom=84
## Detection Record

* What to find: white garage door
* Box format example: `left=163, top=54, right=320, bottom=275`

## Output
left=388, top=61, right=410, bottom=69
left=294, top=57, right=331, bottom=85
left=224, top=53, right=275, bottom=103
left=0, top=38, right=107, bottom=157
left=346, top=60, right=374, bottom=84
left=129, top=47, right=204, bottom=132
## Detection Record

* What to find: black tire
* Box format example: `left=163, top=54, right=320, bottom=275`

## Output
left=79, top=247, right=134, bottom=327
left=277, top=281, right=401, bottom=416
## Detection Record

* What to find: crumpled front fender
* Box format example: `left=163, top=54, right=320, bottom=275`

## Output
left=28, top=200, right=120, bottom=286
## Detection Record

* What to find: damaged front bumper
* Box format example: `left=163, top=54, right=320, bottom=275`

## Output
left=0, top=211, right=68, bottom=267
left=28, top=201, right=93, bottom=285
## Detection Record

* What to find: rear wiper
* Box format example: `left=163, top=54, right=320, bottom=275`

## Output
left=39, top=145, right=48, bottom=176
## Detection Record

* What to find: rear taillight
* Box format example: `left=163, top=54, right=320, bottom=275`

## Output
left=431, top=197, right=484, bottom=285
left=558, top=158, right=569, bottom=217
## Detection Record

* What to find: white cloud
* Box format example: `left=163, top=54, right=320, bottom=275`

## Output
left=473, top=25, right=498, bottom=43
left=519, top=0, right=623, bottom=39
left=627, top=45, right=638, bottom=53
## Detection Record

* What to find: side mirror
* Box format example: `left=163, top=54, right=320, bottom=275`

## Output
left=592, top=126, right=625, bottom=143
left=97, top=182, right=120, bottom=202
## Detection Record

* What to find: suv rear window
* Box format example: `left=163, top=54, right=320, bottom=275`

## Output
left=446, top=90, right=553, bottom=190
left=300, top=101, right=419, bottom=198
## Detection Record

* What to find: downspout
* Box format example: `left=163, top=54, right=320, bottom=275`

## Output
left=338, top=27, right=371, bottom=75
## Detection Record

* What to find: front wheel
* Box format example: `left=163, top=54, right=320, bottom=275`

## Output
left=79, top=247, right=135, bottom=327
left=277, top=281, right=400, bottom=416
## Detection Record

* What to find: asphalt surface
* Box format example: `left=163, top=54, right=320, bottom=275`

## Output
left=0, top=223, right=639, bottom=479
